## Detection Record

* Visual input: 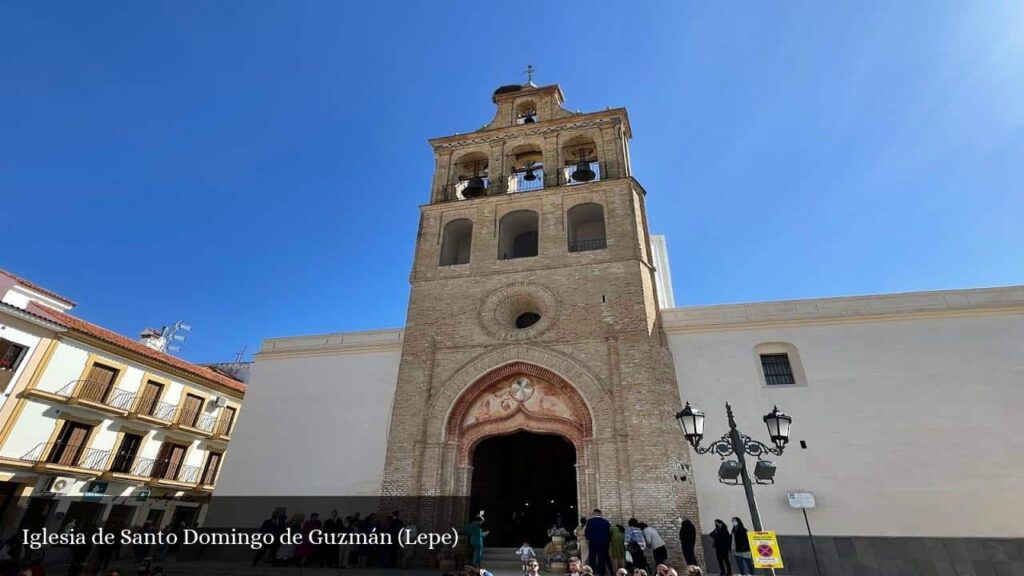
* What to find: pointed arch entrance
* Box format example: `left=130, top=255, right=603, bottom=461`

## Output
left=445, top=361, right=595, bottom=544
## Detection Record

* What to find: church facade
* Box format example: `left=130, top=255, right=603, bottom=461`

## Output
left=216, top=82, right=1024, bottom=574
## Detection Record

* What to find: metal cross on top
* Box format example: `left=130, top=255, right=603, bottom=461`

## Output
left=524, top=64, right=535, bottom=84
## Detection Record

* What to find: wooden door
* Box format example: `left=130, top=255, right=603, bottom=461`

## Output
left=81, top=363, right=118, bottom=402
left=153, top=443, right=186, bottom=480
left=179, top=394, right=203, bottom=427
left=111, top=433, right=142, bottom=473
left=201, top=452, right=221, bottom=485
left=48, top=421, right=91, bottom=466
left=137, top=381, right=163, bottom=415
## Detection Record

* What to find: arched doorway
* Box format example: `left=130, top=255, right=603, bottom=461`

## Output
left=469, top=431, right=577, bottom=546
left=443, top=361, right=596, bottom=535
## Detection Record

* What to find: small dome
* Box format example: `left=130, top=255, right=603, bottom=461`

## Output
left=492, top=84, right=523, bottom=101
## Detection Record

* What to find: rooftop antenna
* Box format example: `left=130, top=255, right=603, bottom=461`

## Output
left=165, top=321, right=192, bottom=354
left=523, top=64, right=536, bottom=86
left=234, top=345, right=248, bottom=363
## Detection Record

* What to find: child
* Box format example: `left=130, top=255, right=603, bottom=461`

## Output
left=515, top=541, right=536, bottom=572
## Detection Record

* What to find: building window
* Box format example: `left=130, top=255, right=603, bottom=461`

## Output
left=439, top=219, right=473, bottom=266
left=110, top=433, right=143, bottom=474
left=567, top=203, right=607, bottom=252
left=136, top=380, right=164, bottom=416
left=217, top=406, right=237, bottom=436
left=152, top=442, right=187, bottom=480
left=178, top=394, right=204, bottom=428
left=47, top=421, right=92, bottom=467
left=760, top=353, right=795, bottom=385
left=80, top=363, right=119, bottom=403
left=201, top=452, right=222, bottom=485
left=0, top=339, right=27, bottom=372
left=498, top=210, right=539, bottom=260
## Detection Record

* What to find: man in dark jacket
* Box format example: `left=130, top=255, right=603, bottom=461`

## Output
left=583, top=508, right=611, bottom=576
left=678, top=516, right=697, bottom=566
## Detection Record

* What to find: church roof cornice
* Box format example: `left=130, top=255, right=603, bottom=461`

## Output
left=428, top=108, right=631, bottom=151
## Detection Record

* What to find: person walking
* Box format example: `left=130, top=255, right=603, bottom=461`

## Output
left=610, top=525, right=626, bottom=572
left=640, top=523, right=667, bottom=566
left=624, top=519, right=647, bottom=571
left=678, top=516, right=697, bottom=567
left=709, top=519, right=732, bottom=576
left=730, top=518, right=753, bottom=576
left=252, top=510, right=286, bottom=567
left=584, top=509, right=611, bottom=576
left=575, top=518, right=589, bottom=567
left=466, top=516, right=486, bottom=567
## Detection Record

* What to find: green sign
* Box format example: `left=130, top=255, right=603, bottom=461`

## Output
left=83, top=481, right=108, bottom=502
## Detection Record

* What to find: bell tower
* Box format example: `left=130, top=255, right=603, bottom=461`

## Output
left=382, top=79, right=699, bottom=556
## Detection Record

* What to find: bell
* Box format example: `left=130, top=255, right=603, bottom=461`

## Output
left=462, top=176, right=486, bottom=198
left=571, top=160, right=595, bottom=183
left=523, top=114, right=536, bottom=124
left=523, top=167, right=537, bottom=182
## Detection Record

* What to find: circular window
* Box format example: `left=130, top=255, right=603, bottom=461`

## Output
left=515, top=312, right=541, bottom=329
left=479, top=283, right=558, bottom=341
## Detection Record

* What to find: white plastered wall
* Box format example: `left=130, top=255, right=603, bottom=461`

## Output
left=668, top=310, right=1024, bottom=538
left=213, top=331, right=402, bottom=496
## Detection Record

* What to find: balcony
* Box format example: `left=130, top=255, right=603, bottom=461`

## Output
left=141, top=458, right=201, bottom=487
left=560, top=161, right=604, bottom=186
left=507, top=169, right=545, bottom=194
left=35, top=380, right=136, bottom=416
left=19, top=442, right=110, bottom=475
left=172, top=408, right=216, bottom=436
left=441, top=177, right=491, bottom=202
left=212, top=416, right=234, bottom=439
left=569, top=238, right=608, bottom=253
left=132, top=397, right=177, bottom=425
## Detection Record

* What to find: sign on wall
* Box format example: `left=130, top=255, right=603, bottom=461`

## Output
left=787, top=490, right=816, bottom=509
left=748, top=530, right=784, bottom=570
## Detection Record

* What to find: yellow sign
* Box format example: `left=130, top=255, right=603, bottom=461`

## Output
left=747, top=530, right=784, bottom=569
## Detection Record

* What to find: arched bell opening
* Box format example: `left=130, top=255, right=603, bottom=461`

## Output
left=515, top=99, right=538, bottom=125
left=452, top=152, right=490, bottom=199
left=561, top=135, right=600, bottom=185
left=507, top=144, right=545, bottom=193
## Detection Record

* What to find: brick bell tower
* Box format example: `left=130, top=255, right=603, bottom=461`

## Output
left=381, top=77, right=700, bottom=555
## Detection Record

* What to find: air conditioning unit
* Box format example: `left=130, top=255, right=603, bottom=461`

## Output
left=213, top=396, right=228, bottom=408
left=43, top=476, right=74, bottom=494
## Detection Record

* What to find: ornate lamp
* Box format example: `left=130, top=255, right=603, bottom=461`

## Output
left=763, top=406, right=792, bottom=450
left=675, top=402, right=705, bottom=448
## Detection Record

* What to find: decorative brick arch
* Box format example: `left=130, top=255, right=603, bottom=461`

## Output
left=446, top=361, right=594, bottom=465
left=427, top=344, right=613, bottom=444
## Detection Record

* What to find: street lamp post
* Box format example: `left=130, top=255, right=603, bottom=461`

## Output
left=674, top=402, right=793, bottom=532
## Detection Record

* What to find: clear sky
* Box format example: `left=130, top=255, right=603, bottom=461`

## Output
left=2, top=1, right=1022, bottom=363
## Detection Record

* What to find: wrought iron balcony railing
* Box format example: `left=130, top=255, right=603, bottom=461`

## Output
left=20, top=442, right=110, bottom=471
left=55, top=380, right=134, bottom=411
left=568, top=238, right=608, bottom=253
left=560, top=161, right=604, bottom=186
left=441, top=177, right=490, bottom=202
left=213, top=416, right=234, bottom=437
left=133, top=396, right=177, bottom=421
left=507, top=169, right=545, bottom=193
left=176, top=408, right=217, bottom=433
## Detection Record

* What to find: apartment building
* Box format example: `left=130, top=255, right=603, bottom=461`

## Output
left=0, top=269, right=245, bottom=533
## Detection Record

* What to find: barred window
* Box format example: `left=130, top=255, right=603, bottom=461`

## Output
left=760, top=353, right=796, bottom=385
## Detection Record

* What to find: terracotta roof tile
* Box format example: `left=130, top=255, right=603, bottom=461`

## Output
left=0, top=269, right=77, bottom=307
left=26, top=302, right=246, bottom=395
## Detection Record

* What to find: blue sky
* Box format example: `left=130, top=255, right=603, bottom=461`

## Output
left=2, top=1, right=1022, bottom=363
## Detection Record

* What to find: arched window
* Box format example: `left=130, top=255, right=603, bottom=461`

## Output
left=516, top=100, right=538, bottom=124
left=753, top=342, right=808, bottom=387
left=508, top=144, right=544, bottom=193
left=439, top=219, right=473, bottom=266
left=561, top=135, right=601, bottom=185
left=567, top=203, right=606, bottom=252
left=498, top=210, right=539, bottom=260
left=451, top=152, right=489, bottom=200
